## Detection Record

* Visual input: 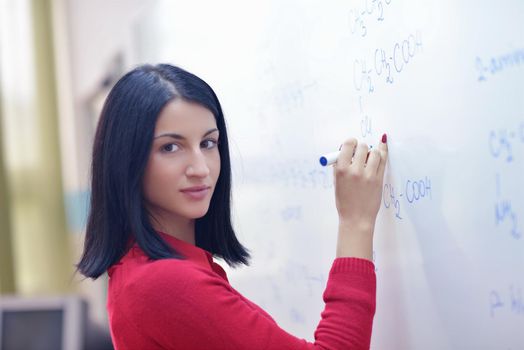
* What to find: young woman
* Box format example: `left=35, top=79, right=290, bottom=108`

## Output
left=76, top=63, right=388, bottom=349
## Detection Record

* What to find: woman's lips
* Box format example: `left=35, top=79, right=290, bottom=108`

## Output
left=180, top=188, right=210, bottom=200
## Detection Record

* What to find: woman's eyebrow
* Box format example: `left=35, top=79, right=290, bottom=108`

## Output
left=154, top=128, right=219, bottom=140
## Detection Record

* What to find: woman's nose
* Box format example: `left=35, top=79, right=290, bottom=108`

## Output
left=185, top=150, right=210, bottom=177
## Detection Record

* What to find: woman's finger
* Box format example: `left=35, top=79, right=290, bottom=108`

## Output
left=337, top=138, right=358, bottom=168
left=352, top=142, right=369, bottom=169
left=377, top=134, right=388, bottom=177
left=365, top=148, right=381, bottom=175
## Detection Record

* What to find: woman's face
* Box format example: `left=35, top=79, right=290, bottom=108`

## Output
left=142, top=99, right=221, bottom=227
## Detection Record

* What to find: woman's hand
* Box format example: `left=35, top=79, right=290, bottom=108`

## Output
left=334, top=134, right=388, bottom=260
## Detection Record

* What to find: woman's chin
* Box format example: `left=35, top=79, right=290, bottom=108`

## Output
left=187, top=206, right=210, bottom=219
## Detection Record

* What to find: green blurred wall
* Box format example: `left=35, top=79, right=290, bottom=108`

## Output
left=0, top=88, right=15, bottom=295
left=1, top=0, right=73, bottom=295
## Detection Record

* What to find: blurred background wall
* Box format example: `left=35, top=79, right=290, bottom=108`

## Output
left=0, top=0, right=157, bottom=333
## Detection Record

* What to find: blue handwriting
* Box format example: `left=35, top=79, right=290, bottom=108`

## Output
left=383, top=176, right=432, bottom=220
left=490, top=285, right=524, bottom=318
left=476, top=48, right=524, bottom=82
left=353, top=31, right=423, bottom=93
left=489, top=122, right=524, bottom=162
left=348, top=0, right=393, bottom=38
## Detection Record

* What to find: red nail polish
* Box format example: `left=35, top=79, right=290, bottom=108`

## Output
left=382, top=133, right=387, bottom=143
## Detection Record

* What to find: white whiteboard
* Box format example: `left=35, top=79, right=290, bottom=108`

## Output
left=134, top=1, right=524, bottom=348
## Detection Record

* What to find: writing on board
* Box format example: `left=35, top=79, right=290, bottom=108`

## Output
left=353, top=31, right=423, bottom=94
left=348, top=0, right=393, bottom=38
left=494, top=173, right=521, bottom=240
left=262, top=262, right=328, bottom=326
left=271, top=80, right=318, bottom=113
left=240, top=159, right=331, bottom=189
left=476, top=48, right=524, bottom=82
left=489, top=122, right=523, bottom=240
left=489, top=284, right=524, bottom=318
left=358, top=96, right=373, bottom=137
left=352, top=30, right=423, bottom=142
left=383, top=177, right=432, bottom=220
left=281, top=205, right=302, bottom=222
left=489, top=122, right=524, bottom=162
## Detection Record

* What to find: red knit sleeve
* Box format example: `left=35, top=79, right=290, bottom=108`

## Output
left=119, top=257, right=376, bottom=350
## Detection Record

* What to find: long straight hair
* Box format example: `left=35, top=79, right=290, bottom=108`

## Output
left=76, top=64, right=250, bottom=279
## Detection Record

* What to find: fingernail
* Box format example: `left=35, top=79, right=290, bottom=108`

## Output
left=382, top=133, right=387, bottom=143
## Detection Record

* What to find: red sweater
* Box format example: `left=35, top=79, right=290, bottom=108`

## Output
left=107, top=232, right=376, bottom=349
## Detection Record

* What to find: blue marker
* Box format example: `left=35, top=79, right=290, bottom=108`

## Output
left=319, top=146, right=373, bottom=166
left=319, top=151, right=341, bottom=166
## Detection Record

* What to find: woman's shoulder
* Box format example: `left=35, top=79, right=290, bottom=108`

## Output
left=124, top=253, right=226, bottom=293
left=131, top=254, right=202, bottom=281
left=109, top=255, right=232, bottom=316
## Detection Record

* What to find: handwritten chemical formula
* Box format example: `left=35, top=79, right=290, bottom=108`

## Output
left=348, top=0, right=393, bottom=38
left=476, top=48, right=524, bottom=82
left=494, top=173, right=521, bottom=240
left=353, top=31, right=423, bottom=94
left=489, top=122, right=524, bottom=162
left=383, top=176, right=432, bottom=220
left=489, top=284, right=524, bottom=319
left=352, top=30, right=423, bottom=142
left=489, top=120, right=523, bottom=241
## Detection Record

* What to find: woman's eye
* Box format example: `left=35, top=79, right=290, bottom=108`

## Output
left=202, top=139, right=218, bottom=149
left=162, top=143, right=179, bottom=152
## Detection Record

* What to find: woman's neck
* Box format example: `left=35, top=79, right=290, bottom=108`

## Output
left=150, top=214, right=196, bottom=245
